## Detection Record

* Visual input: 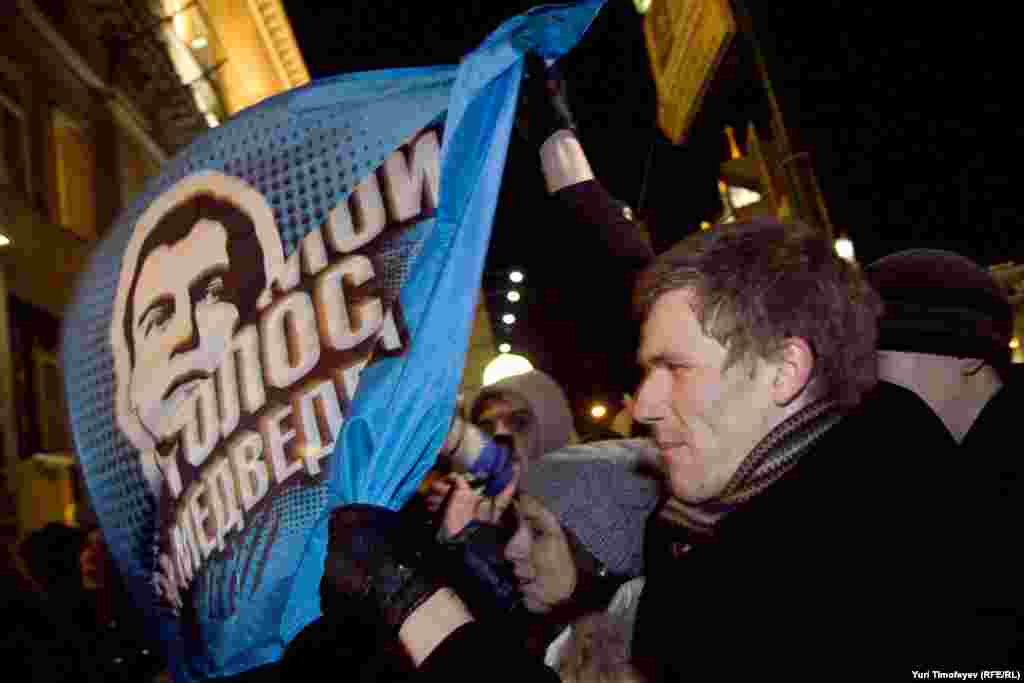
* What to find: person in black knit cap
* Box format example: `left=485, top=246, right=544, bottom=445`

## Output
left=867, top=249, right=1022, bottom=663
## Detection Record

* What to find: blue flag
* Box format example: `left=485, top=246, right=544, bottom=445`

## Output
left=61, top=1, right=605, bottom=679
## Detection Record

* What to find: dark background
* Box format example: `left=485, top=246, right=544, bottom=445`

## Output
left=282, top=0, right=1013, bottom=435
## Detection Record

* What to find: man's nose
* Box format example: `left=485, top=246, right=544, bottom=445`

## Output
left=169, top=299, right=200, bottom=358
left=633, top=371, right=666, bottom=424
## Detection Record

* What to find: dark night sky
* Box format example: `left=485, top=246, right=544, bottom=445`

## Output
left=281, top=1, right=1013, bottom=431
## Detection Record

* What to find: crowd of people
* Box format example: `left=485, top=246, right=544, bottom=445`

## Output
left=2, top=521, right=168, bottom=682
left=4, top=52, right=1021, bottom=681
left=311, top=54, right=1022, bottom=679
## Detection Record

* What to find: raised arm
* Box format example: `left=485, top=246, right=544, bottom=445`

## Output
left=520, top=54, right=654, bottom=268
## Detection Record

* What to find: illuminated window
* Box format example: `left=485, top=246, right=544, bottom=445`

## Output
left=35, top=348, right=73, bottom=452
left=116, top=129, right=160, bottom=208
left=155, top=0, right=227, bottom=127
left=52, top=109, right=97, bottom=240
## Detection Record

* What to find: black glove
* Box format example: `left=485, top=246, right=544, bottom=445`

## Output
left=322, top=504, right=443, bottom=634
left=517, top=52, right=577, bottom=149
left=437, top=520, right=521, bottom=619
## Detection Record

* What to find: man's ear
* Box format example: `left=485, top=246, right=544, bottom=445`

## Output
left=771, top=337, right=814, bottom=406
left=959, top=357, right=987, bottom=377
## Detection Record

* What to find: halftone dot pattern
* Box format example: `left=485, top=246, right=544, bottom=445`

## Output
left=368, top=221, right=431, bottom=307
left=191, top=477, right=326, bottom=624
left=274, top=479, right=329, bottom=539
left=62, top=75, right=453, bottom=608
left=64, top=229, right=157, bottom=580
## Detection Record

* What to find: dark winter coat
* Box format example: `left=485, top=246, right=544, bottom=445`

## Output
left=631, top=381, right=997, bottom=679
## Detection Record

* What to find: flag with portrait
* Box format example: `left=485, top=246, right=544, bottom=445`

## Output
left=61, top=1, right=606, bottom=680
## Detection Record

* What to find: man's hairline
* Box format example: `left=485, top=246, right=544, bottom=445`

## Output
left=640, top=284, right=764, bottom=378
left=125, top=221, right=238, bottom=432
left=475, top=393, right=533, bottom=417
left=126, top=208, right=251, bottom=370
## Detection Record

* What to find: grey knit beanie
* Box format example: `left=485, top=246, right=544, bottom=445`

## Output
left=519, top=440, right=663, bottom=578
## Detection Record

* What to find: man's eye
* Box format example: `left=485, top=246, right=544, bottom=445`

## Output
left=142, top=305, right=173, bottom=336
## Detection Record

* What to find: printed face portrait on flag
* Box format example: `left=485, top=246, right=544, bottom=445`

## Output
left=112, top=173, right=284, bottom=461
left=105, top=127, right=441, bottom=618
left=61, top=2, right=606, bottom=680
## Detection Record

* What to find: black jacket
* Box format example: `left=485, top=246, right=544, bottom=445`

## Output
left=418, top=622, right=561, bottom=682
left=957, top=378, right=1023, bottom=660
left=276, top=616, right=560, bottom=683
left=962, top=379, right=1020, bottom=531
left=631, top=381, right=1007, bottom=679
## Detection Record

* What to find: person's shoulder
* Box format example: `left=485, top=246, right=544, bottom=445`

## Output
left=860, top=379, right=929, bottom=411
left=963, top=371, right=1021, bottom=449
left=994, top=365, right=1024, bottom=406
left=850, top=381, right=954, bottom=445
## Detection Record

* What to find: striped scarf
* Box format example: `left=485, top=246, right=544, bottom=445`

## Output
left=659, top=399, right=843, bottom=538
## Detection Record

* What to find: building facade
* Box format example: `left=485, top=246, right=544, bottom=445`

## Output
left=1, top=0, right=308, bottom=550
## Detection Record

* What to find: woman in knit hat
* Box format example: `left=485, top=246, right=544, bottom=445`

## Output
left=441, top=439, right=662, bottom=676
left=866, top=248, right=1022, bottom=661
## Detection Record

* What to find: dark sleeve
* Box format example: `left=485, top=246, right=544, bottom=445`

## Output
left=417, top=622, right=561, bottom=681
left=554, top=179, right=654, bottom=270
left=0, top=589, right=95, bottom=683
left=434, top=523, right=522, bottom=623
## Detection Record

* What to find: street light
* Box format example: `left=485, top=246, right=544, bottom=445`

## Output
left=509, top=270, right=524, bottom=283
left=483, top=353, right=533, bottom=386
left=498, top=343, right=511, bottom=354
left=590, top=403, right=608, bottom=420
left=728, top=186, right=761, bottom=209
left=506, top=290, right=521, bottom=303
left=0, top=234, right=10, bottom=247
left=502, top=313, right=516, bottom=325
left=834, top=236, right=855, bottom=262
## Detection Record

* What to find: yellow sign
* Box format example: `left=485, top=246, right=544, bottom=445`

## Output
left=644, top=0, right=737, bottom=144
